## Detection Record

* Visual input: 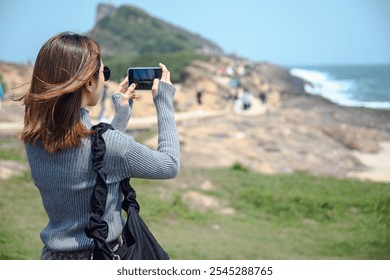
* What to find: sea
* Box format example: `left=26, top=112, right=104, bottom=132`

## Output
left=289, top=64, right=390, bottom=109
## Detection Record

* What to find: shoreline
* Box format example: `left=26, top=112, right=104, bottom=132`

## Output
left=290, top=64, right=390, bottom=110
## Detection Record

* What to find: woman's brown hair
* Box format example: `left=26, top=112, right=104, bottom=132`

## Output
left=18, top=32, right=101, bottom=153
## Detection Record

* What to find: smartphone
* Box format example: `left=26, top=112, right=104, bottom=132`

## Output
left=127, top=67, right=163, bottom=90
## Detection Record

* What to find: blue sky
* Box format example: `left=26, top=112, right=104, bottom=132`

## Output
left=0, top=0, right=389, bottom=66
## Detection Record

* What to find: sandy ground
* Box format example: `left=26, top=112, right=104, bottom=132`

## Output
left=348, top=142, right=390, bottom=183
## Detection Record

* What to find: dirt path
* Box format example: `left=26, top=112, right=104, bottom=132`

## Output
left=126, top=108, right=229, bottom=129
left=0, top=108, right=229, bottom=133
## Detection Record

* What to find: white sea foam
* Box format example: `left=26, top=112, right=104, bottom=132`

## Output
left=290, top=68, right=390, bottom=109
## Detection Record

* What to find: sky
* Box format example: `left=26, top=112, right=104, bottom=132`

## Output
left=0, top=0, right=389, bottom=67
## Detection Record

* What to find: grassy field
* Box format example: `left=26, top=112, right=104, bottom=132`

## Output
left=0, top=136, right=389, bottom=260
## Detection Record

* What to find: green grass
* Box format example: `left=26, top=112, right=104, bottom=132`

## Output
left=1, top=138, right=389, bottom=259
left=0, top=171, right=46, bottom=259
left=136, top=168, right=390, bottom=260
left=0, top=137, right=27, bottom=162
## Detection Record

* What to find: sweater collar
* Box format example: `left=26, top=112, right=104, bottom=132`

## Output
left=81, top=108, right=93, bottom=129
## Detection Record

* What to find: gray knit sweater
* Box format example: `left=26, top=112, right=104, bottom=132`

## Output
left=25, top=82, right=180, bottom=252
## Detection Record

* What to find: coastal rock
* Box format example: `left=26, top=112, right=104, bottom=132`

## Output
left=1, top=58, right=390, bottom=181
left=175, top=58, right=390, bottom=178
left=321, top=124, right=383, bottom=153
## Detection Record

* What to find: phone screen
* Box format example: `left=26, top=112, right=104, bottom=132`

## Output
left=128, top=67, right=163, bottom=90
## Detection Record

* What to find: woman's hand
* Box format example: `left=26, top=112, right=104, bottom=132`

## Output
left=116, top=77, right=138, bottom=106
left=152, top=63, right=171, bottom=97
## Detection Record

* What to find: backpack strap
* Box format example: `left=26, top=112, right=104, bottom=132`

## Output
left=84, top=122, right=116, bottom=260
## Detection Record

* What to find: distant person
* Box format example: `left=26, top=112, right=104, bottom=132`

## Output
left=0, top=83, right=4, bottom=110
left=229, top=78, right=238, bottom=89
left=234, top=87, right=244, bottom=113
left=237, top=64, right=245, bottom=77
left=15, top=32, right=180, bottom=260
left=196, top=84, right=203, bottom=106
left=226, top=66, right=234, bottom=77
left=217, top=66, right=225, bottom=76
left=259, top=91, right=267, bottom=104
left=241, top=88, right=253, bottom=110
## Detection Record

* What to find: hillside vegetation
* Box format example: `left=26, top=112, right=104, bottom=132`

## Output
left=89, top=4, right=222, bottom=81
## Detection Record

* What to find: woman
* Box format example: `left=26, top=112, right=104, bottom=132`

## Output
left=18, top=32, right=180, bottom=260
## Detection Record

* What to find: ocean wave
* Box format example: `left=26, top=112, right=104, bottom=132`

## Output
left=290, top=68, right=390, bottom=109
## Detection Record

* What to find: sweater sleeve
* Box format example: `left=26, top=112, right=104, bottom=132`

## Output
left=104, top=82, right=180, bottom=182
left=110, top=93, right=133, bottom=132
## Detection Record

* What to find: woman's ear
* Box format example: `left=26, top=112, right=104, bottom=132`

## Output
left=85, top=79, right=94, bottom=93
